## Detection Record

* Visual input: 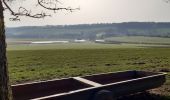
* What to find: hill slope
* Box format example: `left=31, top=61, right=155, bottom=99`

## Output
left=6, top=22, right=170, bottom=40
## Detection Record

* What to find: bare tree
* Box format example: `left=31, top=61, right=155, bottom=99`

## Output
left=0, top=0, right=78, bottom=100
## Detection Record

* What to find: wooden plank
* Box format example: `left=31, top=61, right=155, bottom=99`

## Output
left=73, top=77, right=102, bottom=87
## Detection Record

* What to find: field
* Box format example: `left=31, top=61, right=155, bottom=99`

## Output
left=106, top=36, right=170, bottom=45
left=7, top=42, right=170, bottom=99
left=6, top=36, right=170, bottom=99
left=7, top=43, right=142, bottom=51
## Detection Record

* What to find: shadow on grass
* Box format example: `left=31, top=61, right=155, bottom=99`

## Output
left=117, top=92, right=170, bottom=100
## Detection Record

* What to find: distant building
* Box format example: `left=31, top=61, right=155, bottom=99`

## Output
left=74, top=39, right=86, bottom=43
left=31, top=41, right=69, bottom=44
left=95, top=40, right=105, bottom=42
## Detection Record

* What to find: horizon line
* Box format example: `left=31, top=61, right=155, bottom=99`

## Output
left=6, top=21, right=170, bottom=28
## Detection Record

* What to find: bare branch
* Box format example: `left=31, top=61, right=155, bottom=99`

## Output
left=37, top=0, right=79, bottom=12
left=2, top=0, right=79, bottom=21
left=3, top=0, right=51, bottom=20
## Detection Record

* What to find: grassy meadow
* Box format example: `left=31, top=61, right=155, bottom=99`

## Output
left=6, top=37, right=170, bottom=99
left=106, top=36, right=170, bottom=45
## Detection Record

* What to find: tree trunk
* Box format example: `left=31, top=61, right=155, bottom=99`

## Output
left=0, top=0, right=12, bottom=100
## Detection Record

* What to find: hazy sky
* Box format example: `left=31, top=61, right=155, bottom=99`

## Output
left=4, top=0, right=170, bottom=27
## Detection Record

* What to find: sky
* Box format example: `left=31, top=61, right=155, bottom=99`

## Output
left=4, top=0, right=170, bottom=27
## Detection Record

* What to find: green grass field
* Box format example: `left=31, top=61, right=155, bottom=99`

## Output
left=7, top=43, right=170, bottom=98
left=106, top=36, right=170, bottom=45
left=7, top=43, right=140, bottom=50
left=8, top=45, right=170, bottom=95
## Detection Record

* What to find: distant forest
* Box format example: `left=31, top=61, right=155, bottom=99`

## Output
left=6, top=22, right=170, bottom=40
